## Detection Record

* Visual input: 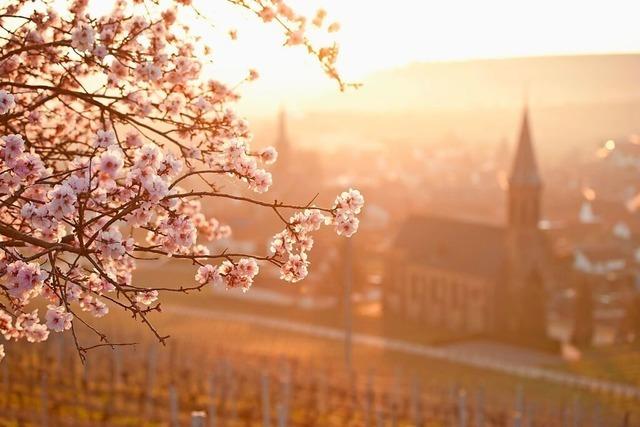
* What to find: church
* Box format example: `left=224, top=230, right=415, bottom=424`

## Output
left=384, top=108, right=553, bottom=341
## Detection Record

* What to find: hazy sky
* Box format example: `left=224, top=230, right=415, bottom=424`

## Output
left=318, top=0, right=640, bottom=72
left=84, top=0, right=640, bottom=113
left=184, top=0, right=640, bottom=113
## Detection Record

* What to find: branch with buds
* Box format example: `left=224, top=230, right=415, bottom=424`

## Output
left=0, top=0, right=362, bottom=362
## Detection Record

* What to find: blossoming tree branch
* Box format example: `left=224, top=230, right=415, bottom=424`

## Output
left=0, top=0, right=363, bottom=362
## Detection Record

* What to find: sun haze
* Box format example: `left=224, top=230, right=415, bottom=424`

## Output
left=179, top=0, right=640, bottom=113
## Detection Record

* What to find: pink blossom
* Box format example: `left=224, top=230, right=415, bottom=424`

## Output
left=47, top=184, right=77, bottom=219
left=280, top=253, right=308, bottom=282
left=333, top=189, right=365, bottom=215
left=219, top=259, right=259, bottom=292
left=195, top=264, right=223, bottom=286
left=250, top=169, right=272, bottom=193
left=1, top=134, right=24, bottom=166
left=93, top=44, right=108, bottom=60
left=66, top=283, right=83, bottom=301
left=286, top=29, right=304, bottom=46
left=135, top=289, right=158, bottom=306
left=13, top=152, right=46, bottom=182
left=260, top=146, right=278, bottom=164
left=98, top=148, right=124, bottom=178
left=259, top=7, right=276, bottom=22
left=93, top=129, right=116, bottom=148
left=335, top=213, right=359, bottom=237
left=0, top=0, right=360, bottom=355
left=95, top=228, right=126, bottom=259
left=135, top=144, right=163, bottom=169
left=125, top=131, right=143, bottom=148
left=136, top=62, right=162, bottom=82
left=0, top=90, right=15, bottom=114
left=15, top=310, right=49, bottom=343
left=45, top=305, right=73, bottom=332
left=80, top=296, right=109, bottom=317
left=5, top=261, right=47, bottom=302
left=71, top=23, right=96, bottom=51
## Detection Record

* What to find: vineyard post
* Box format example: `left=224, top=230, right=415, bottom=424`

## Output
left=316, top=368, right=327, bottom=415
left=474, top=388, right=484, bottom=427
left=562, top=404, right=570, bottom=427
left=364, top=369, right=373, bottom=427
left=277, top=403, right=288, bottom=427
left=40, top=371, right=48, bottom=427
left=227, top=362, right=238, bottom=423
left=592, top=403, right=602, bottom=427
left=262, top=371, right=271, bottom=427
left=191, top=411, right=206, bottom=427
left=524, top=403, right=535, bottom=427
left=208, top=371, right=217, bottom=427
left=144, top=345, right=158, bottom=420
left=112, top=347, right=122, bottom=388
left=514, top=385, right=524, bottom=427
left=229, top=378, right=238, bottom=424
left=1, top=355, right=7, bottom=410
left=112, top=347, right=123, bottom=414
left=375, top=401, right=385, bottom=427
left=572, top=396, right=581, bottom=427
left=280, top=359, right=291, bottom=427
left=169, top=384, right=180, bottom=427
left=449, top=381, right=457, bottom=423
left=390, top=396, right=398, bottom=427
left=410, top=375, right=422, bottom=427
left=457, top=388, right=467, bottom=427
left=391, top=367, right=401, bottom=427
left=71, top=354, right=80, bottom=418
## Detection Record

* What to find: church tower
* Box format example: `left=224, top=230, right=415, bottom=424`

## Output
left=508, top=106, right=542, bottom=229
left=502, top=106, right=549, bottom=339
left=274, top=107, right=291, bottom=173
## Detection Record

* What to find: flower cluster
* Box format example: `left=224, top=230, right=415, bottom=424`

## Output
left=0, top=0, right=360, bottom=360
left=45, top=305, right=73, bottom=333
left=266, top=189, right=364, bottom=283
left=0, top=308, right=49, bottom=343
left=333, top=189, right=365, bottom=237
left=195, top=258, right=261, bottom=292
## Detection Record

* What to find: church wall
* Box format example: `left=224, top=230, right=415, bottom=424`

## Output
left=384, top=256, right=492, bottom=335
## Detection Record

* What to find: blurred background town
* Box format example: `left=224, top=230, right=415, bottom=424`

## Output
left=6, top=1, right=640, bottom=425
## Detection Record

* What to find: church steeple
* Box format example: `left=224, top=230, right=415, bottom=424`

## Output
left=508, top=106, right=542, bottom=229
left=275, top=106, right=290, bottom=166
left=509, top=106, right=541, bottom=187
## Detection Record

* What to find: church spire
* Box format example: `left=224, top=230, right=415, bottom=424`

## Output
left=509, top=106, right=541, bottom=188
left=508, top=105, right=542, bottom=229
left=275, top=106, right=290, bottom=165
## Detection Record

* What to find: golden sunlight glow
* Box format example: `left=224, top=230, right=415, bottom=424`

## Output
left=80, top=0, right=640, bottom=114
left=185, top=0, right=640, bottom=113
left=192, top=0, right=640, bottom=76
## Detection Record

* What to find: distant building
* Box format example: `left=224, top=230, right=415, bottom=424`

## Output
left=385, top=107, right=552, bottom=339
left=270, top=108, right=324, bottom=204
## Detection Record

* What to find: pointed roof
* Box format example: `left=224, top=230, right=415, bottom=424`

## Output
left=509, top=106, right=541, bottom=187
left=275, top=106, right=289, bottom=150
